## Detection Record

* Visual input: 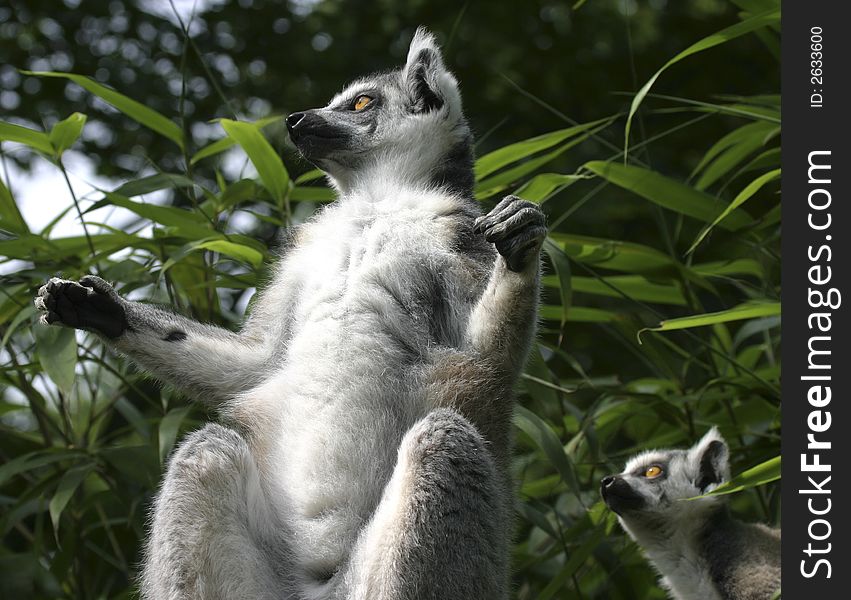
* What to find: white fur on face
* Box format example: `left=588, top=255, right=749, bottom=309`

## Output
left=311, top=27, right=471, bottom=195
left=612, top=429, right=732, bottom=600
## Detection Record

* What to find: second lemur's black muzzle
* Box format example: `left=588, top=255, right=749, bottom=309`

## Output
left=600, top=475, right=646, bottom=514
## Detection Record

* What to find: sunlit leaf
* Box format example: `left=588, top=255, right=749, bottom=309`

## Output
left=0, top=177, right=28, bottom=234
left=219, top=119, right=289, bottom=204
left=0, top=121, right=53, bottom=155
left=23, top=71, right=185, bottom=149
left=48, top=112, right=87, bottom=157
left=690, top=455, right=780, bottom=498
left=190, top=115, right=282, bottom=165
left=475, top=117, right=613, bottom=180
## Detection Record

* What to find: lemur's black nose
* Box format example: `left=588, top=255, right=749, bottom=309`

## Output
left=601, top=475, right=616, bottom=488
left=286, top=112, right=306, bottom=132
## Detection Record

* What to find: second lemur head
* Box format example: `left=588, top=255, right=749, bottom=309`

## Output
left=286, top=27, right=473, bottom=197
left=600, top=428, right=730, bottom=544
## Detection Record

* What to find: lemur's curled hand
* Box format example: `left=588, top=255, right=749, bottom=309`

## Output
left=474, top=195, right=547, bottom=273
left=35, top=275, right=128, bottom=338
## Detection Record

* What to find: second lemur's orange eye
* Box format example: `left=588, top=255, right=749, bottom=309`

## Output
left=644, top=466, right=663, bottom=478
left=353, top=95, right=373, bottom=111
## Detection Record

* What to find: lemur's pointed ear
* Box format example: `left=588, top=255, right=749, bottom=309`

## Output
left=403, top=27, right=456, bottom=114
left=690, top=427, right=730, bottom=491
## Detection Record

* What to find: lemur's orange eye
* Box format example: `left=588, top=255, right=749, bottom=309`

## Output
left=644, top=465, right=663, bottom=478
left=353, top=95, right=373, bottom=111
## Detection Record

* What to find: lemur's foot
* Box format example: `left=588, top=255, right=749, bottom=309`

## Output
left=474, top=195, right=547, bottom=272
left=34, top=275, right=128, bottom=338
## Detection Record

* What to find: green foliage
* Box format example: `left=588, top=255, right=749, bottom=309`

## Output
left=0, top=1, right=780, bottom=598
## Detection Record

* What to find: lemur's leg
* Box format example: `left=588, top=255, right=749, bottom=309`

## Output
left=343, top=409, right=509, bottom=600
left=467, top=195, right=546, bottom=376
left=34, top=275, right=270, bottom=407
left=141, top=424, right=291, bottom=600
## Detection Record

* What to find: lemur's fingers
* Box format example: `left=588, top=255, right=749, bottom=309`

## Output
left=34, top=277, right=128, bottom=338
left=473, top=196, right=543, bottom=237
left=473, top=195, right=522, bottom=233
left=482, top=206, right=545, bottom=243
left=473, top=195, right=546, bottom=272
left=497, top=225, right=548, bottom=272
left=79, top=274, right=118, bottom=297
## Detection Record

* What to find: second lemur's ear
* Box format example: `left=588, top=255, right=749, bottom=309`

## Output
left=403, top=27, right=458, bottom=114
left=690, top=427, right=730, bottom=491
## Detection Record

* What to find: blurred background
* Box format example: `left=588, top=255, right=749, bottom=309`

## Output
left=0, top=1, right=781, bottom=598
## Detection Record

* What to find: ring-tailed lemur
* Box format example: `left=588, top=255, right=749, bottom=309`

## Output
left=600, top=428, right=781, bottom=600
left=34, top=28, right=547, bottom=600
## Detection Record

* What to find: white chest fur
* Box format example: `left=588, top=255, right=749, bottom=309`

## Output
left=250, top=187, right=475, bottom=576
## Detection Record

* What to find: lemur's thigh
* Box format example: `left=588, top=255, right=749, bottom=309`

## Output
left=141, top=423, right=289, bottom=600
left=344, top=408, right=510, bottom=600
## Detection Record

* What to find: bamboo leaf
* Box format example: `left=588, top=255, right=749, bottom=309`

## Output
left=89, top=193, right=213, bottom=240
left=190, top=115, right=282, bottom=165
left=542, top=238, right=572, bottom=325
left=640, top=301, right=781, bottom=341
left=514, top=173, right=585, bottom=204
left=694, top=124, right=778, bottom=190
left=219, top=119, right=289, bottom=204
left=475, top=117, right=613, bottom=180
left=539, top=305, right=616, bottom=323
left=476, top=123, right=610, bottom=199
left=689, top=121, right=776, bottom=180
left=111, top=173, right=196, bottom=198
left=537, top=522, right=607, bottom=600
left=289, top=186, right=335, bottom=203
left=49, top=463, right=95, bottom=535
left=0, top=177, right=28, bottom=234
left=548, top=232, right=675, bottom=273
left=48, top=112, right=87, bottom=157
left=0, top=121, right=53, bottom=155
left=0, top=450, right=87, bottom=487
left=189, top=239, right=265, bottom=267
left=23, top=71, right=184, bottom=149
left=158, top=405, right=192, bottom=464
left=624, top=8, right=780, bottom=155
left=690, top=455, right=781, bottom=498
left=688, top=168, right=780, bottom=254
left=585, top=161, right=754, bottom=230
left=514, top=405, right=580, bottom=493
left=552, top=274, right=686, bottom=306
left=34, top=324, right=77, bottom=395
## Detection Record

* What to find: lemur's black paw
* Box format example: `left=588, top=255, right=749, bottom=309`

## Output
left=474, top=195, right=547, bottom=272
left=34, top=275, right=128, bottom=339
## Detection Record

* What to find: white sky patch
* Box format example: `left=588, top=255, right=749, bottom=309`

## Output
left=134, top=0, right=223, bottom=32
left=4, top=149, right=166, bottom=240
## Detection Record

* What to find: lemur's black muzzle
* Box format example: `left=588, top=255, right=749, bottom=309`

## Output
left=600, top=475, right=645, bottom=514
left=286, top=110, right=351, bottom=162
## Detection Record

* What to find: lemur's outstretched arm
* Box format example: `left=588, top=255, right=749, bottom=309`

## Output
left=466, top=195, right=546, bottom=376
left=34, top=274, right=275, bottom=408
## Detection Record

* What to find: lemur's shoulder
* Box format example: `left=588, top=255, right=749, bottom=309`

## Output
left=701, top=512, right=781, bottom=600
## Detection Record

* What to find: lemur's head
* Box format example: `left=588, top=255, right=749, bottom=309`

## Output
left=600, top=428, right=730, bottom=544
left=286, top=27, right=473, bottom=196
